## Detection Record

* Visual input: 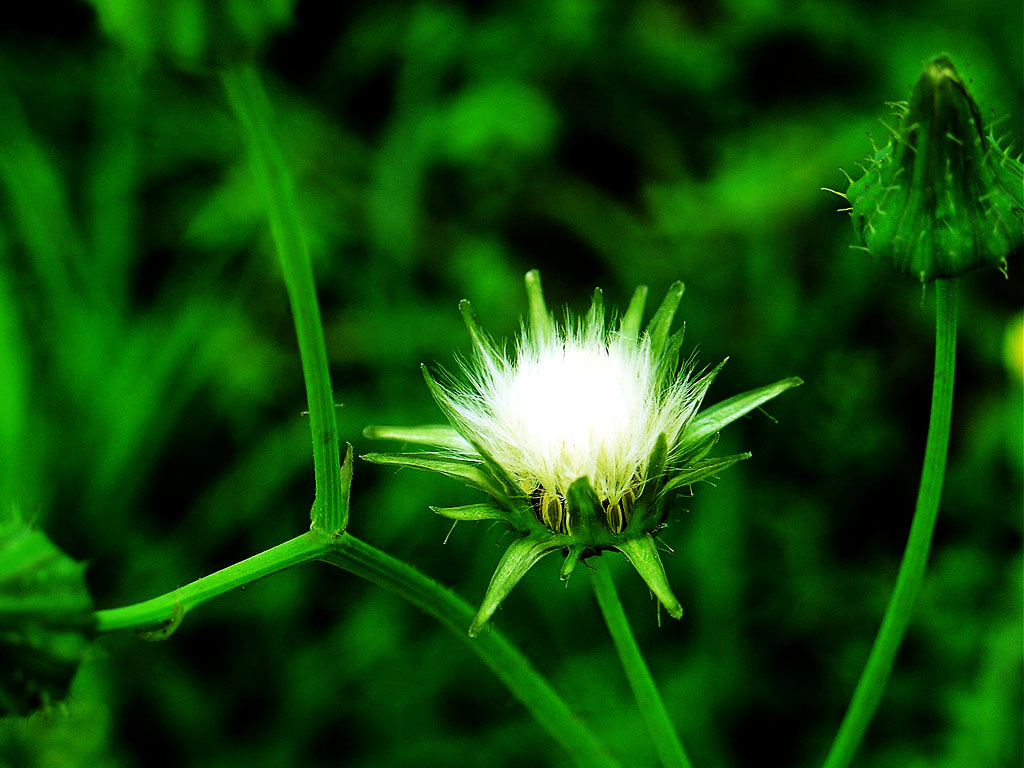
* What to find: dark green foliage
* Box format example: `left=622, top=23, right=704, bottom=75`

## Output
left=0, top=522, right=94, bottom=716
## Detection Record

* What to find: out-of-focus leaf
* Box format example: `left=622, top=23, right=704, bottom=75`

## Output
left=0, top=521, right=94, bottom=716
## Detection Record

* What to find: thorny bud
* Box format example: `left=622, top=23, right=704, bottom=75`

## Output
left=843, top=55, right=1023, bottom=282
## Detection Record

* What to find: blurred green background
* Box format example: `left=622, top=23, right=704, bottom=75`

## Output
left=0, top=1, right=1021, bottom=766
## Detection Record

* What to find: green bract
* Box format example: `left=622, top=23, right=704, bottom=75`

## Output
left=364, top=271, right=801, bottom=636
left=845, top=55, right=1024, bottom=283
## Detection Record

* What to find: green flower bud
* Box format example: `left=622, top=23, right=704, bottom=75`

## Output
left=364, top=271, right=801, bottom=636
left=845, top=55, right=1023, bottom=282
left=0, top=521, right=95, bottom=716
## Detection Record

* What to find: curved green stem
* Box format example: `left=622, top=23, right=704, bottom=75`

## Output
left=94, top=529, right=619, bottom=767
left=221, top=65, right=346, bottom=536
left=323, top=535, right=621, bottom=768
left=94, top=532, right=330, bottom=636
left=822, top=278, right=959, bottom=768
left=590, top=561, right=693, bottom=768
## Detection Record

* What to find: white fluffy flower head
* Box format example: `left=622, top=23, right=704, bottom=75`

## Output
left=363, top=270, right=801, bottom=636
left=440, top=310, right=702, bottom=506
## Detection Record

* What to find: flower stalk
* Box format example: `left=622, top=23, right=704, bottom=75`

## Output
left=221, top=64, right=348, bottom=536
left=822, top=278, right=959, bottom=768
left=323, top=535, right=622, bottom=768
left=590, top=560, right=694, bottom=768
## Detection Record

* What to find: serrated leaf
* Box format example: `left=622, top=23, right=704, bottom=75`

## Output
left=679, top=376, right=803, bottom=453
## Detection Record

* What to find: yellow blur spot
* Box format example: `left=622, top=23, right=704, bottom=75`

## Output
left=1005, top=312, right=1024, bottom=382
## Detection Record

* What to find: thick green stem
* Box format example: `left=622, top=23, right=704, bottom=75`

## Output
left=96, top=529, right=618, bottom=765
left=822, top=278, right=959, bottom=768
left=323, top=535, right=621, bottom=768
left=94, top=532, right=330, bottom=636
left=221, top=65, right=345, bottom=535
left=590, top=561, right=693, bottom=768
